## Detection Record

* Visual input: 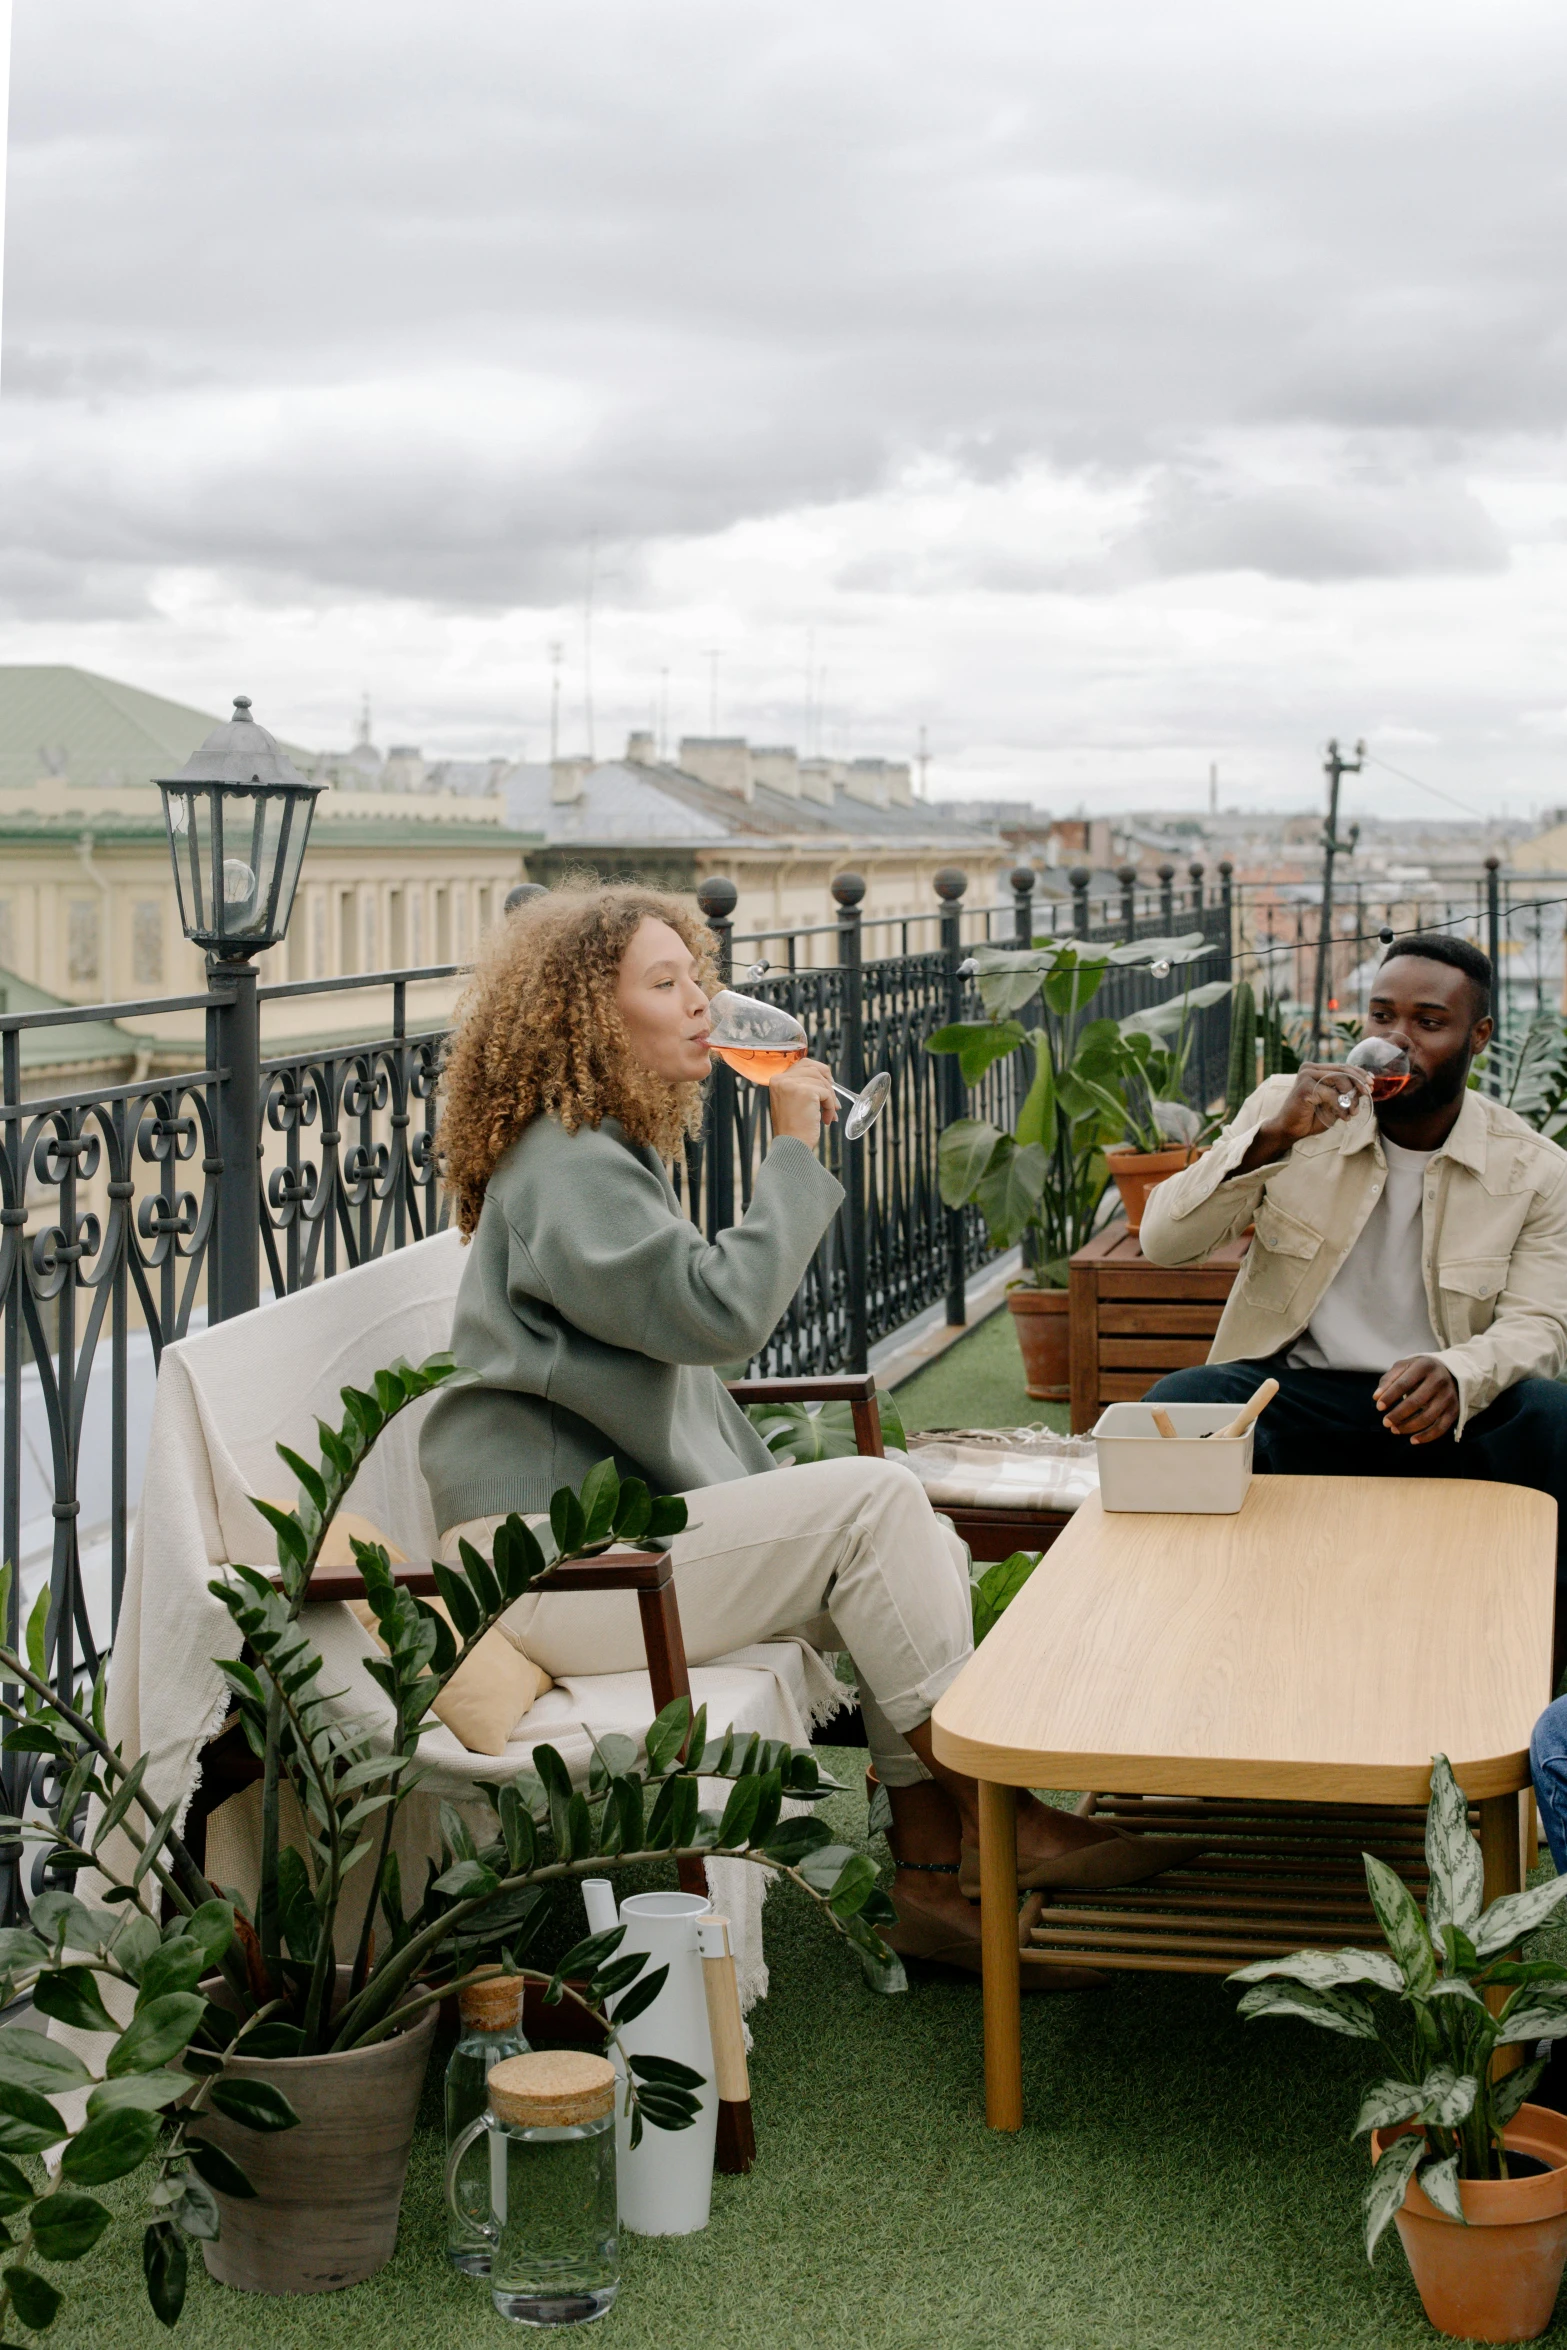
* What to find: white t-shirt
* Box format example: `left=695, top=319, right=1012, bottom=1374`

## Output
left=1288, top=1137, right=1440, bottom=1373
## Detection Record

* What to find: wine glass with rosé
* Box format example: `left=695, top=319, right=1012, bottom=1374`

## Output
left=1337, top=1034, right=1412, bottom=1108
left=705, top=974, right=892, bottom=1140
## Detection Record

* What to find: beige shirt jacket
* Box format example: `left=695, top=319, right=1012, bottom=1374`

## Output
left=1138, top=1077, right=1567, bottom=1439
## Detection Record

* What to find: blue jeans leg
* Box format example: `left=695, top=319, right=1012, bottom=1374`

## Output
left=1532, top=1697, right=1567, bottom=1873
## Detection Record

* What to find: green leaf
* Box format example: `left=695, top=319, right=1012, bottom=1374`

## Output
left=0, top=2030, right=91, bottom=2097
left=1352, top=2079, right=1426, bottom=2138
left=182, top=1902, right=235, bottom=1972
left=1474, top=1872, right=1567, bottom=1960
left=24, top=1587, right=48, bottom=1684
left=973, top=1139, right=1048, bottom=1250
left=971, top=1552, right=1040, bottom=1646
left=232, top=2023, right=305, bottom=2060
left=30, top=1968, right=118, bottom=2039
left=137, top=1936, right=208, bottom=2006
left=1418, top=2153, right=1465, bottom=2223
left=1493, top=2056, right=1547, bottom=2125
left=274, top=1848, right=320, bottom=1967
left=85, top=2075, right=188, bottom=2118
left=60, top=2104, right=163, bottom=2185
left=644, top=1699, right=692, bottom=1778
left=4, top=2265, right=62, bottom=2332
left=826, top=1851, right=881, bottom=1919
left=184, top=2137, right=256, bottom=2199
left=1013, top=1050, right=1057, bottom=1155
left=207, top=2079, right=300, bottom=2134
left=434, top=1858, right=501, bottom=1901
left=1415, top=2066, right=1476, bottom=2129
left=1230, top=1949, right=1404, bottom=1995
left=758, top=1814, right=835, bottom=1866
left=0, top=2081, right=64, bottom=2155
left=142, top=2218, right=188, bottom=2326
left=1495, top=2005, right=1567, bottom=2047
left=172, top=2173, right=222, bottom=2242
left=579, top=1458, right=621, bottom=1547
left=609, top=1966, right=670, bottom=2030
left=28, top=1896, right=103, bottom=1955
left=549, top=1487, right=586, bottom=1559
left=936, top=1119, right=1002, bottom=1210
left=926, top=1019, right=1029, bottom=1087
left=1424, top=1756, right=1484, bottom=1941
left=105, top=1994, right=207, bottom=2078
left=0, top=2154, right=36, bottom=2219
left=30, top=2192, right=112, bottom=2263
left=716, top=1775, right=762, bottom=1848
left=1363, top=1852, right=1437, bottom=1994
left=1363, top=2131, right=1424, bottom=2263
left=91, top=1755, right=150, bottom=1854
left=1234, top=1982, right=1378, bottom=2039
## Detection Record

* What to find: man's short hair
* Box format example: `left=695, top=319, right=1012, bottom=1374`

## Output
left=1378, top=930, right=1492, bottom=1021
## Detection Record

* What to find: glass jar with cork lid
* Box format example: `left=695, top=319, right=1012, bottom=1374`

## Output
left=445, top=1974, right=530, bottom=2273
left=444, top=2049, right=619, bottom=2326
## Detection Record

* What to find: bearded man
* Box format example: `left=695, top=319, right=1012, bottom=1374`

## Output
left=1142, top=932, right=1567, bottom=1659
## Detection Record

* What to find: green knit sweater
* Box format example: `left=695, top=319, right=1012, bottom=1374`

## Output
left=419, top=1116, right=845, bottom=1531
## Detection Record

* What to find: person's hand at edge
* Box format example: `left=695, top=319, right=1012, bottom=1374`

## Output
left=1374, top=1355, right=1459, bottom=1445
left=767, top=1058, right=837, bottom=1147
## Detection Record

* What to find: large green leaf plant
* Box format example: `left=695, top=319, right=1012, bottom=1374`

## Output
left=0, top=1356, right=901, bottom=2340
left=927, top=934, right=1213, bottom=1285
left=1230, top=1753, right=1567, bottom=2263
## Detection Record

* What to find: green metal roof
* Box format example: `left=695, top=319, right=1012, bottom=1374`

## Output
left=0, top=964, right=155, bottom=1072
left=0, top=665, right=313, bottom=792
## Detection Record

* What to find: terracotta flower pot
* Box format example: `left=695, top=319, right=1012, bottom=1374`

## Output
left=197, top=1992, right=438, bottom=2295
left=1104, top=1145, right=1204, bottom=1238
left=1371, top=2105, right=1567, bottom=2341
left=1007, top=1286, right=1070, bottom=1401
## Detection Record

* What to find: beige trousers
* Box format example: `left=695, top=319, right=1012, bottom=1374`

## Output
left=440, top=1455, right=974, bottom=1787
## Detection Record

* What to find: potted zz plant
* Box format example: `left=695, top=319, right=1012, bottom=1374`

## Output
left=926, top=934, right=1206, bottom=1398
left=0, top=1354, right=902, bottom=2336
left=1231, top=1753, right=1567, bottom=2342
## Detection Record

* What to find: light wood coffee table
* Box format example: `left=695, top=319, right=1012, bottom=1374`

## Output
left=932, top=1475, right=1555, bottom=2130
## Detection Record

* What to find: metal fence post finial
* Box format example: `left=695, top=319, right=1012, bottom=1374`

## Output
left=1010, top=865, right=1035, bottom=950
left=832, top=872, right=868, bottom=1371
left=1158, top=862, right=1175, bottom=930
left=697, top=877, right=738, bottom=1238
left=1188, top=860, right=1206, bottom=915
left=1068, top=866, right=1091, bottom=939
left=1117, top=864, right=1138, bottom=944
left=934, top=867, right=969, bottom=1328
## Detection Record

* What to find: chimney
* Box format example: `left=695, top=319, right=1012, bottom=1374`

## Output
left=750, top=746, right=801, bottom=799
left=798, top=758, right=838, bottom=807
left=625, top=730, right=656, bottom=764
left=677, top=737, right=754, bottom=802
left=551, top=756, right=593, bottom=806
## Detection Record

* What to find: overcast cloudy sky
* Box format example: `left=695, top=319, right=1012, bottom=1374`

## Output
left=1, top=0, right=1565, bottom=815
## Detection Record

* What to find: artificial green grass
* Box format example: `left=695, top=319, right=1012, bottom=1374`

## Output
left=46, top=1749, right=1567, bottom=2350
left=892, top=1304, right=1070, bottom=1437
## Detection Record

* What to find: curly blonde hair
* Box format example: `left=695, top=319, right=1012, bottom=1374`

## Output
left=437, top=881, right=717, bottom=1236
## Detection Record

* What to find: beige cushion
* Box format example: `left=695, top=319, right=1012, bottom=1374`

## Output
left=348, top=1594, right=552, bottom=1756
left=254, top=1496, right=551, bottom=1755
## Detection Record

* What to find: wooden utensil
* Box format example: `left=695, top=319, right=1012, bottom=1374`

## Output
left=1150, top=1407, right=1179, bottom=1441
left=697, top=1914, right=755, bottom=2174
left=1202, top=1377, right=1279, bottom=1441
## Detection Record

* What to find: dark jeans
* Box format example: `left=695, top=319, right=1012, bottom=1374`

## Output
left=1146, top=1356, right=1567, bottom=1666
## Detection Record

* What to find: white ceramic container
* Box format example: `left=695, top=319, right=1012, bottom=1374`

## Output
left=580, top=1882, right=718, bottom=2236
left=1092, top=1400, right=1255, bottom=1513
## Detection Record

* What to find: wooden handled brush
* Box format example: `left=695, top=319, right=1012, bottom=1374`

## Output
left=697, top=1914, right=755, bottom=2175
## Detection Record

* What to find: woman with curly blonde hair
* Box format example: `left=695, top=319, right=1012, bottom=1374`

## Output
left=420, top=882, right=1191, bottom=1976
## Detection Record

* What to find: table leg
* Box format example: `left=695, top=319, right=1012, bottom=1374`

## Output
left=978, top=1780, right=1022, bottom=2133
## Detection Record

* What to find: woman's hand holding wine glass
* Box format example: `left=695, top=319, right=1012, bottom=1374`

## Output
left=766, top=1058, right=839, bottom=1144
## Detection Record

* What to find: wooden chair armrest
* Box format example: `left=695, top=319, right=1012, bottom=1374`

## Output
left=727, top=1372, right=884, bottom=1460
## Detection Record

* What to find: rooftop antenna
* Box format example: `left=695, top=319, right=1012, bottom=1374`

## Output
left=917, top=724, right=930, bottom=801
left=356, top=692, right=371, bottom=748
left=548, top=640, right=563, bottom=762
left=582, top=535, right=598, bottom=763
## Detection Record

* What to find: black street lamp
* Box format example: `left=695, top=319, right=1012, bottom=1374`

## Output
left=158, top=695, right=322, bottom=958
left=157, top=695, right=323, bottom=1325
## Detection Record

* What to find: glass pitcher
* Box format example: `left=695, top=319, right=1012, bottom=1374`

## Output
left=445, top=1974, right=531, bottom=2273
left=445, top=2050, right=618, bottom=2327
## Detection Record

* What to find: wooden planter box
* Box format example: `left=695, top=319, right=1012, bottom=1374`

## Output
left=1068, top=1222, right=1250, bottom=1434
